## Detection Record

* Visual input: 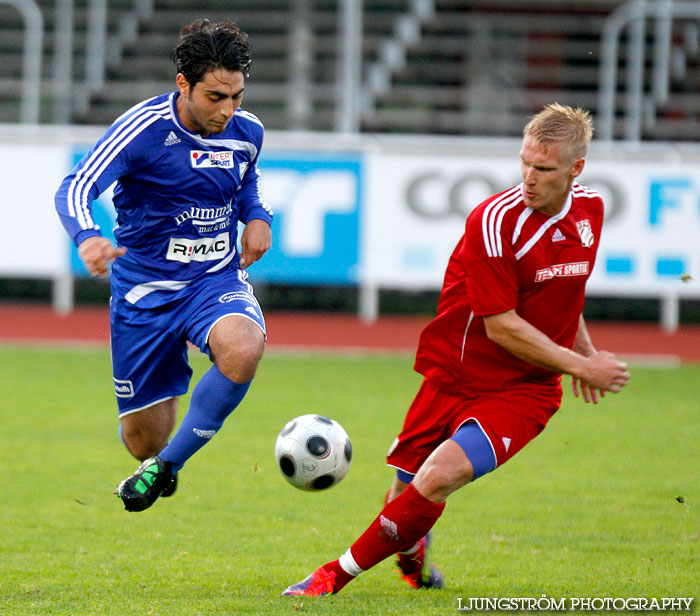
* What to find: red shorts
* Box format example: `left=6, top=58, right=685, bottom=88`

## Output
left=386, top=378, right=562, bottom=475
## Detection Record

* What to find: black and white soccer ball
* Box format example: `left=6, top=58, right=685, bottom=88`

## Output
left=274, top=414, right=352, bottom=491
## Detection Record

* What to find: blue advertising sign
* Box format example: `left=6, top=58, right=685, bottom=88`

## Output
left=252, top=152, right=362, bottom=284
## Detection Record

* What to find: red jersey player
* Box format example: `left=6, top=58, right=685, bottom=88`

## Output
left=283, top=104, right=631, bottom=597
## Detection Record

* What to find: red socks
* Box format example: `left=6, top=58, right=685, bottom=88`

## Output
left=322, top=483, right=445, bottom=592
left=351, top=482, right=445, bottom=569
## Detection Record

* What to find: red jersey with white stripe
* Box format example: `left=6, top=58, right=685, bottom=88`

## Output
left=414, top=182, right=604, bottom=396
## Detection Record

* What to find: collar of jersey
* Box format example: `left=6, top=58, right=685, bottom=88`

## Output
left=167, top=92, right=258, bottom=158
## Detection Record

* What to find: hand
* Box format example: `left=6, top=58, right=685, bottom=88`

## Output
left=573, top=351, right=630, bottom=404
left=77, top=236, right=126, bottom=278
left=571, top=377, right=605, bottom=404
left=239, top=219, right=271, bottom=269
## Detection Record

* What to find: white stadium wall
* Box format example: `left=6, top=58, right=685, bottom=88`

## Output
left=0, top=126, right=698, bottom=329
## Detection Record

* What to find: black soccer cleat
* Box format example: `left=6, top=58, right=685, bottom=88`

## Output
left=115, top=456, right=173, bottom=512
left=160, top=472, right=178, bottom=498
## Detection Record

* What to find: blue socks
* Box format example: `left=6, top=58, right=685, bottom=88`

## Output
left=159, top=363, right=251, bottom=473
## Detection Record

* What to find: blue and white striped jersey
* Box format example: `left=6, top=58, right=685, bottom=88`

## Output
left=55, top=91, right=273, bottom=307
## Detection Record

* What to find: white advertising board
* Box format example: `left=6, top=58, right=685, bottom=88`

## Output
left=0, top=126, right=697, bottom=326
left=0, top=143, right=69, bottom=276
left=584, top=159, right=700, bottom=297
left=364, top=147, right=521, bottom=288
left=363, top=144, right=700, bottom=304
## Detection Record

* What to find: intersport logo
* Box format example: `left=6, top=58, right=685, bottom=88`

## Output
left=190, top=150, right=234, bottom=168
left=534, top=261, right=589, bottom=282
left=167, top=232, right=230, bottom=263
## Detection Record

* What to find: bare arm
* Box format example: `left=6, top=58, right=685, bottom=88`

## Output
left=572, top=314, right=596, bottom=356
left=570, top=315, right=607, bottom=403
left=483, top=309, right=630, bottom=403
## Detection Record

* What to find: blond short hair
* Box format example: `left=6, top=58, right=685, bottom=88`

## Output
left=523, top=103, right=593, bottom=162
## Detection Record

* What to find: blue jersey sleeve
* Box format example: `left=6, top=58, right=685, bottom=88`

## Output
left=55, top=125, right=133, bottom=246
left=54, top=94, right=169, bottom=246
left=237, top=156, right=273, bottom=226
left=235, top=117, right=273, bottom=227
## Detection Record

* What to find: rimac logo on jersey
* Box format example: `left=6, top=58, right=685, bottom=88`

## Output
left=167, top=232, right=230, bottom=263
left=535, top=261, right=589, bottom=282
left=190, top=150, right=234, bottom=168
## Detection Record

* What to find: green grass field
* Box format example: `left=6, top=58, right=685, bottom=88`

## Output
left=1, top=344, right=698, bottom=615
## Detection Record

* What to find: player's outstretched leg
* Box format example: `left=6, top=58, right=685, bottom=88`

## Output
left=116, top=456, right=174, bottom=512
left=385, top=482, right=444, bottom=589
left=115, top=347, right=255, bottom=512
left=158, top=364, right=251, bottom=474
left=283, top=483, right=445, bottom=596
left=397, top=531, right=444, bottom=589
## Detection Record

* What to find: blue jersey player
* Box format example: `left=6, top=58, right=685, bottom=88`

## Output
left=55, top=19, right=273, bottom=512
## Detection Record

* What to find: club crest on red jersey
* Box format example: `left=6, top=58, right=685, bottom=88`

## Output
left=576, top=219, right=595, bottom=247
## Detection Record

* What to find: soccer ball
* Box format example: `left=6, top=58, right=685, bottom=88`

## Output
left=274, top=414, right=352, bottom=491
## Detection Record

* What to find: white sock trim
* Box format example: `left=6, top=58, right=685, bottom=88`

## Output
left=338, top=548, right=363, bottom=577
left=399, top=540, right=421, bottom=556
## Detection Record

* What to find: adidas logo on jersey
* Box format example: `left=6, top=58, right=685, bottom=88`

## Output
left=164, top=131, right=181, bottom=146
left=551, top=228, right=566, bottom=242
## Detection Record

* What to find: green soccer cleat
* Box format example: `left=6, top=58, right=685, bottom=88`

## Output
left=115, top=456, right=173, bottom=512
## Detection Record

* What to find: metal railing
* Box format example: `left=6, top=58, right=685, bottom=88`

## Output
left=13, top=1, right=700, bottom=140
left=8, top=0, right=442, bottom=132
left=598, top=0, right=700, bottom=141
left=52, top=0, right=155, bottom=123
left=3, top=0, right=43, bottom=124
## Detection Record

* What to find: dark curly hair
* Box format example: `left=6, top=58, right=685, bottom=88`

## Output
left=170, top=19, right=252, bottom=89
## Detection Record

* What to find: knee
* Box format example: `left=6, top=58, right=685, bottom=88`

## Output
left=215, top=336, right=265, bottom=383
left=413, top=450, right=474, bottom=503
left=419, top=460, right=461, bottom=492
